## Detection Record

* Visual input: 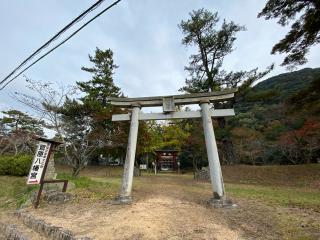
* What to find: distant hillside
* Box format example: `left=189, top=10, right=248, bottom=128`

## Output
left=229, top=67, right=320, bottom=165
left=238, top=68, right=320, bottom=111
left=253, top=67, right=320, bottom=101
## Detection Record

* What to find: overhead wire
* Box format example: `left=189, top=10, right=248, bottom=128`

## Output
left=0, top=0, right=122, bottom=90
left=0, top=0, right=106, bottom=86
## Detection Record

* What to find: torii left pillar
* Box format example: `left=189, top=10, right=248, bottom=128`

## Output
left=117, top=104, right=141, bottom=204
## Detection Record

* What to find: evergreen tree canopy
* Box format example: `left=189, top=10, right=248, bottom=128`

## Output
left=76, top=47, right=124, bottom=137
left=0, top=110, right=44, bottom=155
left=178, top=8, right=273, bottom=165
left=179, top=8, right=274, bottom=94
left=1, top=110, right=43, bottom=135
left=179, top=9, right=245, bottom=93
left=258, top=0, right=320, bottom=68
left=77, top=48, right=121, bottom=105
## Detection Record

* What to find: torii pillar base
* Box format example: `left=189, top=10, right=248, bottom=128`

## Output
left=112, top=195, right=132, bottom=205
left=208, top=198, right=238, bottom=208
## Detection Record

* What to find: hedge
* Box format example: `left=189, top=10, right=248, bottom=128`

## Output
left=0, top=154, right=32, bottom=176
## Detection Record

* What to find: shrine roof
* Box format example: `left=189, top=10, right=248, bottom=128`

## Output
left=155, top=149, right=179, bottom=153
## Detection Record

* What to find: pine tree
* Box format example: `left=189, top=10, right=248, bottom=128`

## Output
left=75, top=48, right=127, bottom=169
left=179, top=9, right=273, bottom=164
left=258, top=0, right=320, bottom=68
left=179, top=9, right=245, bottom=93
left=77, top=47, right=121, bottom=106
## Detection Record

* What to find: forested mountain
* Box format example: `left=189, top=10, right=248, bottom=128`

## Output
left=255, top=67, right=319, bottom=92
left=238, top=67, right=320, bottom=110
left=225, top=68, right=320, bottom=165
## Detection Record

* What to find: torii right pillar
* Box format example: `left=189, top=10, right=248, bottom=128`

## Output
left=200, top=100, right=232, bottom=207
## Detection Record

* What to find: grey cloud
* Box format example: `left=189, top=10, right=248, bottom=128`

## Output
left=0, top=0, right=319, bottom=113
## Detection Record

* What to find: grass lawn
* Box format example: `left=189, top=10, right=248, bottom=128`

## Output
left=0, top=176, right=37, bottom=210
left=56, top=172, right=120, bottom=202
left=0, top=164, right=319, bottom=239
left=226, top=183, right=320, bottom=210
left=0, top=172, right=120, bottom=212
left=222, top=164, right=320, bottom=211
left=1, top=164, right=319, bottom=210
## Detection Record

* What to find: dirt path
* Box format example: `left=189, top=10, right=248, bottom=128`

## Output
left=26, top=175, right=242, bottom=239
left=26, top=175, right=283, bottom=239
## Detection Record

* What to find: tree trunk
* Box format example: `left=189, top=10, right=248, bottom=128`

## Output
left=72, top=166, right=81, bottom=177
left=217, top=117, right=237, bottom=165
left=0, top=143, right=11, bottom=155
left=14, top=143, right=18, bottom=156
left=192, top=156, right=199, bottom=172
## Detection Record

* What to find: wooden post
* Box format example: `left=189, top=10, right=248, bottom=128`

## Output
left=200, top=101, right=225, bottom=200
left=34, top=143, right=55, bottom=208
left=118, top=104, right=140, bottom=203
left=30, top=138, right=68, bottom=209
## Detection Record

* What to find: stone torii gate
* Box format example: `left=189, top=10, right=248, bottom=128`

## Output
left=108, top=89, right=237, bottom=206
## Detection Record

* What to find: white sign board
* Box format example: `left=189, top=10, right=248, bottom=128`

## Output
left=140, top=164, right=147, bottom=170
left=27, top=141, right=51, bottom=185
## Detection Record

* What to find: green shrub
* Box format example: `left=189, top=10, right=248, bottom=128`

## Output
left=10, top=155, right=33, bottom=176
left=0, top=155, right=12, bottom=175
left=0, top=154, right=32, bottom=176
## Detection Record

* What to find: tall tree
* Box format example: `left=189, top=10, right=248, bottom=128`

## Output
left=0, top=110, right=44, bottom=155
left=12, top=48, right=125, bottom=175
left=12, top=77, right=77, bottom=142
left=58, top=99, right=98, bottom=176
left=179, top=9, right=245, bottom=93
left=76, top=48, right=127, bottom=163
left=258, top=0, right=320, bottom=68
left=161, top=121, right=190, bottom=151
left=136, top=120, right=163, bottom=157
left=179, top=9, right=272, bottom=164
left=12, top=78, right=80, bottom=172
left=180, top=119, right=207, bottom=171
left=77, top=47, right=121, bottom=104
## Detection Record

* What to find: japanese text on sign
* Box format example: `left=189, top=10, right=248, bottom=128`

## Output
left=140, top=164, right=147, bottom=170
left=27, top=141, right=51, bottom=185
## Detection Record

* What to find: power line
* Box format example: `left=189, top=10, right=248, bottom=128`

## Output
left=0, top=0, right=106, bottom=86
left=0, top=0, right=122, bottom=90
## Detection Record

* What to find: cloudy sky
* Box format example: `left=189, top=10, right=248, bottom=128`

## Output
left=0, top=0, right=319, bottom=114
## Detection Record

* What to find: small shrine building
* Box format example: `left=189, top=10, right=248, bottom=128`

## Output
left=155, top=150, right=179, bottom=171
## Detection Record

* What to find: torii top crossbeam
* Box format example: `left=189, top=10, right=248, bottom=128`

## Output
left=107, top=89, right=237, bottom=108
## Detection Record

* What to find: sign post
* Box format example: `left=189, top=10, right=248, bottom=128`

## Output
left=139, top=164, right=147, bottom=170
left=27, top=137, right=68, bottom=208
